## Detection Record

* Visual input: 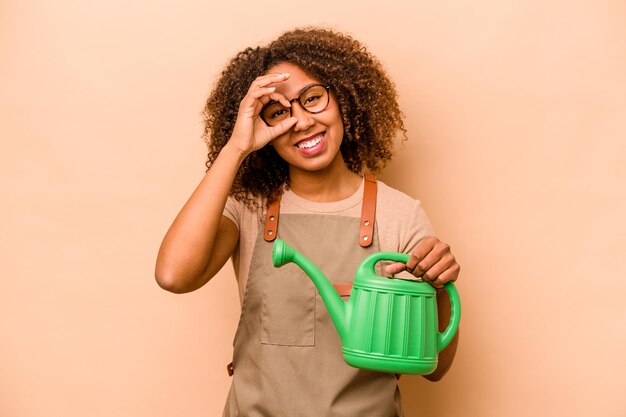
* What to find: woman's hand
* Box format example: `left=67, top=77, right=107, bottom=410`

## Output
left=228, top=73, right=297, bottom=156
left=385, top=236, right=460, bottom=288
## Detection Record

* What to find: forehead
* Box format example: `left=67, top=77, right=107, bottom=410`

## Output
left=265, top=62, right=321, bottom=96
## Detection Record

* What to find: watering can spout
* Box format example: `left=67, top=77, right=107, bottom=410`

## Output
left=272, top=239, right=348, bottom=340
left=271, top=239, right=297, bottom=268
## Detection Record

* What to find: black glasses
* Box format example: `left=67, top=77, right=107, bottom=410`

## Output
left=259, top=84, right=331, bottom=127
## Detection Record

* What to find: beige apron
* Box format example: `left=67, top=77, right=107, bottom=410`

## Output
left=223, top=176, right=403, bottom=417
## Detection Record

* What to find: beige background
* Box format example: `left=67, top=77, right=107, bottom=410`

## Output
left=1, top=0, right=625, bottom=416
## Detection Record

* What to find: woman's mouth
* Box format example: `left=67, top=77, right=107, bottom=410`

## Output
left=294, top=133, right=326, bottom=156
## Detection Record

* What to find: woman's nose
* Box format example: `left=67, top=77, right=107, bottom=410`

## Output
left=291, top=103, right=315, bottom=131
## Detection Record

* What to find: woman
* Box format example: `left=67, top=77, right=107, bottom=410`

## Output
left=156, top=27, right=460, bottom=416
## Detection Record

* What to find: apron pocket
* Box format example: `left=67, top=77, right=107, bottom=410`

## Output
left=261, top=264, right=316, bottom=346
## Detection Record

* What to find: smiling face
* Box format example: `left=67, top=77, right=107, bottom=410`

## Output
left=265, top=62, right=346, bottom=177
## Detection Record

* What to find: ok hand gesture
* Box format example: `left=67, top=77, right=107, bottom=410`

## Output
left=228, top=73, right=297, bottom=155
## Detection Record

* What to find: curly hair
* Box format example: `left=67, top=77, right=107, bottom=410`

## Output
left=202, top=27, right=406, bottom=207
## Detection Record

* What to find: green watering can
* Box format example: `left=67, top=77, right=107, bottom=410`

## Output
left=272, top=239, right=461, bottom=375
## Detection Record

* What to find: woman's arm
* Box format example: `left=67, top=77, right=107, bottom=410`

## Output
left=155, top=144, right=246, bottom=293
left=155, top=72, right=297, bottom=293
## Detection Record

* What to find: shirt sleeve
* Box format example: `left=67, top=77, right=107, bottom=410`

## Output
left=399, top=199, right=435, bottom=254
left=385, top=199, right=434, bottom=279
left=376, top=181, right=435, bottom=254
left=223, top=195, right=241, bottom=230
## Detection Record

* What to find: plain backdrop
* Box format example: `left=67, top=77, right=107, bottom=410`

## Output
left=1, top=0, right=625, bottom=416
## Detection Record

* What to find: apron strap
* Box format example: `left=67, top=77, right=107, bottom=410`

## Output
left=263, top=175, right=378, bottom=246
left=359, top=173, right=377, bottom=248
left=263, top=193, right=281, bottom=242
left=332, top=283, right=354, bottom=297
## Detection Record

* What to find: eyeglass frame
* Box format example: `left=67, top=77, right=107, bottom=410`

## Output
left=258, top=84, right=332, bottom=126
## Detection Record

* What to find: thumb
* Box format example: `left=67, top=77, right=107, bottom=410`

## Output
left=382, top=261, right=406, bottom=277
left=268, top=117, right=297, bottom=138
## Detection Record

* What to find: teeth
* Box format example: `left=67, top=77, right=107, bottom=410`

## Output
left=296, top=134, right=323, bottom=149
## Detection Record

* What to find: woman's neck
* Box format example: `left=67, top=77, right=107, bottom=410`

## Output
left=288, top=163, right=362, bottom=202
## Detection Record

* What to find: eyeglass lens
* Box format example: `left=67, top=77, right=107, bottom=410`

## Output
left=260, top=84, right=329, bottom=126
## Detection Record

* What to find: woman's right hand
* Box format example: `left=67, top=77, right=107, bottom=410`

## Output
left=228, top=73, right=297, bottom=156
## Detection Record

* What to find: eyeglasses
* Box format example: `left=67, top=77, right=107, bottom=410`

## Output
left=259, top=84, right=331, bottom=127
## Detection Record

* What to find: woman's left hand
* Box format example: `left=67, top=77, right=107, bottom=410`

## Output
left=384, top=236, right=460, bottom=288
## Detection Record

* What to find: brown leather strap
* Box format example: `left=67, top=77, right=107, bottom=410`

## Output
left=263, top=194, right=281, bottom=242
left=333, top=283, right=353, bottom=297
left=264, top=175, right=376, bottom=246
left=359, top=173, right=377, bottom=248
left=334, top=174, right=375, bottom=296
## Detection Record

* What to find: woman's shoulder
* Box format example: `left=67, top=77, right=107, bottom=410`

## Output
left=375, top=179, right=435, bottom=251
left=376, top=180, right=425, bottom=211
left=224, top=194, right=267, bottom=229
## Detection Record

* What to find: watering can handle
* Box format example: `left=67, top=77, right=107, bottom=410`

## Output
left=437, top=281, right=461, bottom=352
left=358, top=252, right=461, bottom=352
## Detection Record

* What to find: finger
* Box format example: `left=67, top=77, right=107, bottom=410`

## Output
left=240, top=89, right=285, bottom=119
left=264, top=116, right=297, bottom=139
left=430, top=263, right=460, bottom=288
left=263, top=92, right=291, bottom=108
left=275, top=93, right=291, bottom=108
left=382, top=262, right=406, bottom=277
left=422, top=252, right=455, bottom=282
left=405, top=253, right=421, bottom=275
left=249, top=86, right=277, bottom=100
left=416, top=240, right=451, bottom=276
left=251, top=72, right=290, bottom=90
left=247, top=87, right=275, bottom=107
left=247, top=89, right=292, bottom=112
left=239, top=87, right=273, bottom=114
left=241, top=75, right=290, bottom=108
left=406, top=236, right=437, bottom=275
